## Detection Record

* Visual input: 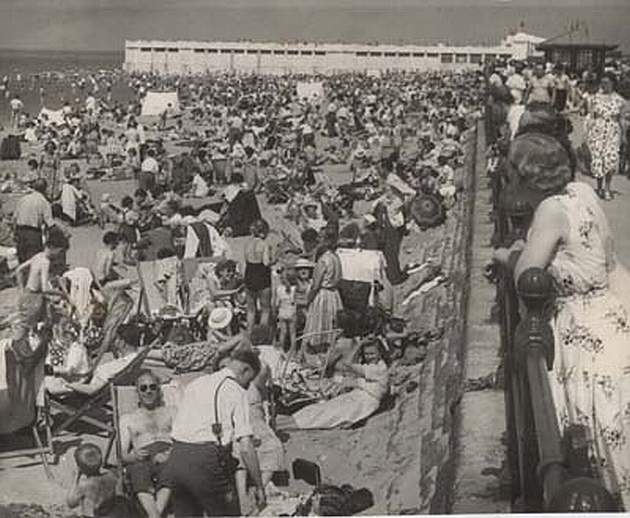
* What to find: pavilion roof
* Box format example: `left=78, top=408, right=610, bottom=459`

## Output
left=537, top=25, right=618, bottom=50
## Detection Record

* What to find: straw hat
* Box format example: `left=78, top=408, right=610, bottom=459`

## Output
left=294, top=258, right=315, bottom=270
left=208, top=307, right=233, bottom=330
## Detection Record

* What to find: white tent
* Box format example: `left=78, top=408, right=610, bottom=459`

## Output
left=38, top=107, right=65, bottom=126
left=296, top=81, right=324, bottom=101
left=140, top=91, right=180, bottom=117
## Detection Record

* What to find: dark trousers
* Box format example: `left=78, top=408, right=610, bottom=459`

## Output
left=164, top=441, right=240, bottom=517
left=15, top=226, right=43, bottom=264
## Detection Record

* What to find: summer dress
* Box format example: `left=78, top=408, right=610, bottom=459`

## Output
left=544, top=182, right=630, bottom=508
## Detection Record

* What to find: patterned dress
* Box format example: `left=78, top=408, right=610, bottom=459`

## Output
left=587, top=92, right=625, bottom=179
left=303, top=250, right=342, bottom=350
left=544, top=182, right=630, bottom=508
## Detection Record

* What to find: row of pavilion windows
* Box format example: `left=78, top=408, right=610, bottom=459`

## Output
left=137, top=47, right=511, bottom=62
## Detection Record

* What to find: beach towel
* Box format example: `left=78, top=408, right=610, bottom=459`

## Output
left=63, top=267, right=94, bottom=326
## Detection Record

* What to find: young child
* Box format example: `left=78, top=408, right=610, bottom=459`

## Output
left=293, top=258, right=314, bottom=346
left=66, top=443, right=118, bottom=518
left=274, top=268, right=297, bottom=355
left=118, top=196, right=139, bottom=265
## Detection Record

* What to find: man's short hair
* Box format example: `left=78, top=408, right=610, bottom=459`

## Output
left=103, top=231, right=119, bottom=246
left=231, top=349, right=261, bottom=375
left=31, top=178, right=48, bottom=194
left=46, top=231, right=69, bottom=251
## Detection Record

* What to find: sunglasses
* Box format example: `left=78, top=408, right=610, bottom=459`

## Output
left=138, top=383, right=158, bottom=393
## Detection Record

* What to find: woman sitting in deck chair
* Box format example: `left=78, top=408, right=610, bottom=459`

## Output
left=45, top=324, right=142, bottom=396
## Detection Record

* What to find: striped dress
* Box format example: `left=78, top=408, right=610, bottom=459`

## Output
left=303, top=250, right=343, bottom=351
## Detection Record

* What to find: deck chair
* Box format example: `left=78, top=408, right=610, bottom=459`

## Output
left=0, top=344, right=54, bottom=480
left=111, top=382, right=181, bottom=491
left=48, top=342, right=153, bottom=461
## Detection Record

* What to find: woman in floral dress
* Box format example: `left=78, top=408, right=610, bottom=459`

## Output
left=586, top=73, right=626, bottom=200
left=499, top=133, right=630, bottom=509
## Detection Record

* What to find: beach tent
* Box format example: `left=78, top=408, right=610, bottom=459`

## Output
left=141, top=91, right=180, bottom=117
left=296, top=81, right=324, bottom=101
left=38, top=107, right=65, bottom=126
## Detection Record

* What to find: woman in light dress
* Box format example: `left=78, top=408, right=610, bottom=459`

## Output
left=496, top=132, right=630, bottom=509
left=586, top=73, right=626, bottom=200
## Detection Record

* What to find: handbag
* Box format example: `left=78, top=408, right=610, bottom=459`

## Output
left=212, top=376, right=241, bottom=479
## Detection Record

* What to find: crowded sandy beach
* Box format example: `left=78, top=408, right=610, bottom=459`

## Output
left=1, top=11, right=630, bottom=517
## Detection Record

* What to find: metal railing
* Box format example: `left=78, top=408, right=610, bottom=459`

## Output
left=485, top=88, right=618, bottom=512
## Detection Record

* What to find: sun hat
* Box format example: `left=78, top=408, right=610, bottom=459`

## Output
left=295, top=258, right=315, bottom=270
left=208, top=306, right=233, bottom=330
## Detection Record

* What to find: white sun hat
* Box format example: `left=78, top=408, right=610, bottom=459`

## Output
left=208, top=306, right=233, bottom=330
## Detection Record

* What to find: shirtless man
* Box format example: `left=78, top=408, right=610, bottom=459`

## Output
left=13, top=233, right=67, bottom=355
left=119, top=370, right=176, bottom=518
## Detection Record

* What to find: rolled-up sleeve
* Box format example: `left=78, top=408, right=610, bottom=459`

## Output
left=231, top=388, right=253, bottom=441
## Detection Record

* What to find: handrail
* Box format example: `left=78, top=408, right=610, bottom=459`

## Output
left=485, top=85, right=617, bottom=512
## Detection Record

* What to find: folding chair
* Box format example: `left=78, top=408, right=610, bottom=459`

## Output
left=110, top=382, right=181, bottom=489
left=48, top=343, right=154, bottom=461
left=0, top=406, right=54, bottom=480
left=0, top=346, right=54, bottom=480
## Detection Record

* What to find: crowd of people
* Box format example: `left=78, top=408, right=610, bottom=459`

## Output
left=0, top=65, right=483, bottom=517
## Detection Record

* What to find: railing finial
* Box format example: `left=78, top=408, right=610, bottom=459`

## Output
left=514, top=267, right=555, bottom=370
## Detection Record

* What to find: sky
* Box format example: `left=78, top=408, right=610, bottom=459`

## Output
left=0, top=0, right=628, bottom=53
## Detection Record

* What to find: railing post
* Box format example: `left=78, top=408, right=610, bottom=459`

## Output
left=515, top=268, right=618, bottom=512
left=514, top=268, right=560, bottom=510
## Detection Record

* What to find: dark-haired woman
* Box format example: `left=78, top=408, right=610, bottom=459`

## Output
left=586, top=73, right=626, bottom=200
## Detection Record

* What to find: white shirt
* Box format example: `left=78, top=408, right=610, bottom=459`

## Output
left=191, top=174, right=209, bottom=197
left=141, top=156, right=159, bottom=174
left=171, top=368, right=253, bottom=445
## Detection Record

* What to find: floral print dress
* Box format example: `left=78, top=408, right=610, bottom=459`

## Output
left=544, top=182, right=630, bottom=508
left=587, top=92, right=625, bottom=179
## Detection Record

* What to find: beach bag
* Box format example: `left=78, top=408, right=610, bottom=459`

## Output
left=1, top=136, right=21, bottom=161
